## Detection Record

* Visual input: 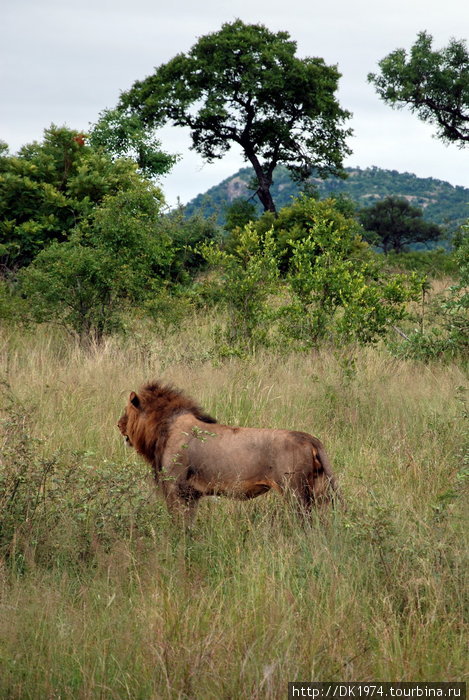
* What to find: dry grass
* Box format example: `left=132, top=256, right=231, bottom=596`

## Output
left=0, top=322, right=467, bottom=698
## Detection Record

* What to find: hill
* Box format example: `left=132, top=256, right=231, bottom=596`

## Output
left=184, top=165, right=469, bottom=230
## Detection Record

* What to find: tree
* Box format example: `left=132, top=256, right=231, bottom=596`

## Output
left=89, top=108, right=177, bottom=176
left=224, top=198, right=258, bottom=233
left=359, top=197, right=443, bottom=253
left=116, top=19, right=352, bottom=213
left=0, top=125, right=174, bottom=270
left=368, top=32, right=469, bottom=145
left=19, top=182, right=174, bottom=343
left=202, top=195, right=420, bottom=350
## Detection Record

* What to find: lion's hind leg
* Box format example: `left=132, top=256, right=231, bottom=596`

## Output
left=307, top=470, right=333, bottom=508
left=281, top=471, right=314, bottom=517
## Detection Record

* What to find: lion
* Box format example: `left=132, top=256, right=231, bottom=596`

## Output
left=118, top=381, right=340, bottom=524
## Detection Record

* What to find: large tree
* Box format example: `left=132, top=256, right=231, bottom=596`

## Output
left=114, top=19, right=352, bottom=213
left=359, top=196, right=443, bottom=254
left=0, top=125, right=173, bottom=270
left=368, top=32, right=469, bottom=146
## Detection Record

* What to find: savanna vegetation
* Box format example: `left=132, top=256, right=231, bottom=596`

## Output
left=185, top=164, right=469, bottom=231
left=0, top=324, right=467, bottom=697
left=1, top=20, right=468, bottom=699
left=368, top=31, right=469, bottom=146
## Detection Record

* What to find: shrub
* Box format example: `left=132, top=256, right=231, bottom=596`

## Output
left=204, top=196, right=422, bottom=351
left=0, top=387, right=160, bottom=567
left=384, top=249, right=458, bottom=278
left=201, top=224, right=279, bottom=350
left=19, top=184, right=174, bottom=343
left=281, top=218, right=420, bottom=346
left=389, top=224, right=468, bottom=361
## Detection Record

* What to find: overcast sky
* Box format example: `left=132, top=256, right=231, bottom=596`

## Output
left=2, top=0, right=469, bottom=206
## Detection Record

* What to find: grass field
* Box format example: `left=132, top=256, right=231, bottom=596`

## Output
left=0, top=321, right=467, bottom=698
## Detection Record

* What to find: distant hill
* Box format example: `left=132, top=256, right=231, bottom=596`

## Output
left=185, top=165, right=469, bottom=230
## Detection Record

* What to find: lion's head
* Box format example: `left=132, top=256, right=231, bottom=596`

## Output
left=117, top=383, right=216, bottom=467
left=117, top=391, right=142, bottom=447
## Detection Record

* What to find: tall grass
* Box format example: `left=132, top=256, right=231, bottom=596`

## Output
left=0, top=322, right=467, bottom=698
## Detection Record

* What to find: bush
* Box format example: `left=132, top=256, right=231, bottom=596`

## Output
left=204, top=196, right=422, bottom=351
left=201, top=224, right=279, bottom=350
left=389, top=224, right=468, bottom=361
left=0, top=125, right=172, bottom=271
left=282, top=217, right=420, bottom=346
left=0, top=387, right=161, bottom=567
left=19, top=184, right=174, bottom=342
left=384, top=249, right=458, bottom=278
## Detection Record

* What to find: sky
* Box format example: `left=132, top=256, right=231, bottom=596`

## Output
left=2, top=0, right=469, bottom=207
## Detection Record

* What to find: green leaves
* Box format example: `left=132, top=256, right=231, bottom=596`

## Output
left=369, top=31, right=469, bottom=145
left=202, top=196, right=418, bottom=351
left=89, top=108, right=177, bottom=177
left=280, top=202, right=419, bottom=346
left=359, top=196, right=443, bottom=253
left=0, top=125, right=173, bottom=271
left=19, top=181, right=173, bottom=342
left=201, top=224, right=279, bottom=350
left=119, top=19, right=352, bottom=211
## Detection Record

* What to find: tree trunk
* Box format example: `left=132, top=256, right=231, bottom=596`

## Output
left=256, top=177, right=276, bottom=213
left=242, top=147, right=277, bottom=214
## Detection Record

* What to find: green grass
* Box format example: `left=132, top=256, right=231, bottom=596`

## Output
left=0, top=323, right=467, bottom=698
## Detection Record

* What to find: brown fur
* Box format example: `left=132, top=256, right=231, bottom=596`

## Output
left=118, top=381, right=340, bottom=525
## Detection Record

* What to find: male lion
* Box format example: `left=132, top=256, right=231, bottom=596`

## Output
left=118, top=381, right=340, bottom=524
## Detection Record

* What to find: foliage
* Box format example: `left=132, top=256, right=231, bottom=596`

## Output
left=89, top=107, right=177, bottom=177
left=368, top=31, right=469, bottom=145
left=276, top=200, right=421, bottom=346
left=266, top=195, right=366, bottom=272
left=157, top=205, right=221, bottom=283
left=224, top=198, right=258, bottom=233
left=204, top=196, right=420, bottom=349
left=118, top=19, right=351, bottom=212
left=226, top=196, right=367, bottom=276
left=0, top=277, right=29, bottom=323
left=185, top=164, right=469, bottom=232
left=201, top=224, right=279, bottom=350
left=359, top=196, right=444, bottom=253
left=437, top=223, right=469, bottom=353
left=384, top=249, right=459, bottom=278
left=0, top=125, right=173, bottom=271
left=19, top=182, right=173, bottom=342
left=390, top=224, right=469, bottom=361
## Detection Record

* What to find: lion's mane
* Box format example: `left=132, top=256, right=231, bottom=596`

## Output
left=126, top=381, right=217, bottom=471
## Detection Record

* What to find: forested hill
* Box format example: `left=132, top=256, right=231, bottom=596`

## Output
left=184, top=165, right=469, bottom=229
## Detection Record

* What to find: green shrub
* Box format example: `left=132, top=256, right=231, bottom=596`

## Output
left=19, top=184, right=174, bottom=343
left=389, top=224, right=468, bottom=361
left=201, top=224, right=279, bottom=350
left=385, top=249, right=458, bottom=277
left=282, top=218, right=420, bottom=346
left=204, top=196, right=422, bottom=351
left=0, top=388, right=162, bottom=568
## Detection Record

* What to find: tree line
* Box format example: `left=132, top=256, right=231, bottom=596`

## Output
left=1, top=21, right=467, bottom=356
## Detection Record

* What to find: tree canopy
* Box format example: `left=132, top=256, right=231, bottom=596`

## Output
left=0, top=125, right=173, bottom=270
left=368, top=32, right=469, bottom=146
left=19, top=183, right=173, bottom=342
left=115, top=19, right=352, bottom=213
left=89, top=108, right=177, bottom=176
left=359, top=196, right=443, bottom=253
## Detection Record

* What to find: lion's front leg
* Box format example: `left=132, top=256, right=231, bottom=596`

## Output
left=161, top=478, right=202, bottom=529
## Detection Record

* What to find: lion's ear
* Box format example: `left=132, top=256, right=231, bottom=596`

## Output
left=130, top=392, right=141, bottom=409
